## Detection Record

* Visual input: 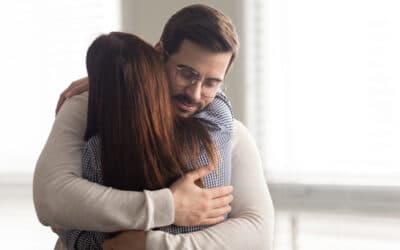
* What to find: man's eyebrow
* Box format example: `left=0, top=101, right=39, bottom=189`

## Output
left=177, top=64, right=199, bottom=75
left=177, top=64, right=223, bottom=82
left=206, top=77, right=223, bottom=83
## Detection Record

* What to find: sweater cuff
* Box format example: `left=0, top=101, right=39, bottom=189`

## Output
left=146, top=230, right=169, bottom=250
left=144, top=188, right=174, bottom=228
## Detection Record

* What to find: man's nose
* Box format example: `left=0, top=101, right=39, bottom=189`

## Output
left=185, top=81, right=202, bottom=103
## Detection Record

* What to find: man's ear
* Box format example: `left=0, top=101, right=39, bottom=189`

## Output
left=155, top=41, right=168, bottom=61
left=154, top=41, right=163, bottom=53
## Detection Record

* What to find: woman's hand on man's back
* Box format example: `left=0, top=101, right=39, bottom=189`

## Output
left=55, top=76, right=89, bottom=115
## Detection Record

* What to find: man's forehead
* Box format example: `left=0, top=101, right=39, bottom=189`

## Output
left=171, top=40, right=232, bottom=78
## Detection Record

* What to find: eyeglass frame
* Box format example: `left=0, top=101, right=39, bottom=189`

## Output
left=163, top=48, right=226, bottom=98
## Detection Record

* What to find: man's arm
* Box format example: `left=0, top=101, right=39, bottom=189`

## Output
left=143, top=120, right=275, bottom=250
left=34, top=92, right=173, bottom=231
left=33, top=91, right=233, bottom=231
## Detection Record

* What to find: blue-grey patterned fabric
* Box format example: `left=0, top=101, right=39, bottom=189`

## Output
left=59, top=92, right=233, bottom=249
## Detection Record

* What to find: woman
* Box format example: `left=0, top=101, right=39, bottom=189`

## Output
left=59, top=32, right=233, bottom=249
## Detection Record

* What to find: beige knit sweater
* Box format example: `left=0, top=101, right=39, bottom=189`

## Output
left=33, top=92, right=274, bottom=250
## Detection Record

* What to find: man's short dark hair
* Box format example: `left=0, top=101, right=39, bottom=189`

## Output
left=160, top=4, right=239, bottom=71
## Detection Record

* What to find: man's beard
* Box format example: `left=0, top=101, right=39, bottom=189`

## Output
left=172, top=94, right=203, bottom=116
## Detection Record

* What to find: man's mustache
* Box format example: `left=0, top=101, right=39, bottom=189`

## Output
left=173, top=94, right=199, bottom=106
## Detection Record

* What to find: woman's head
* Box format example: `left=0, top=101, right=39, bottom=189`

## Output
left=86, top=32, right=172, bottom=137
left=85, top=32, right=180, bottom=190
left=85, top=32, right=217, bottom=191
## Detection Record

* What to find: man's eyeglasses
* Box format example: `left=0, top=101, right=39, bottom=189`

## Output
left=173, top=64, right=225, bottom=98
left=163, top=48, right=225, bottom=98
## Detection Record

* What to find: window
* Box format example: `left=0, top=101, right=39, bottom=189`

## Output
left=246, top=0, right=400, bottom=249
left=247, top=0, right=400, bottom=185
left=0, top=0, right=121, bottom=174
left=1, top=2, right=122, bottom=248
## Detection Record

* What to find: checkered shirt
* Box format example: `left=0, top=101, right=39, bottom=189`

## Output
left=59, top=92, right=233, bottom=249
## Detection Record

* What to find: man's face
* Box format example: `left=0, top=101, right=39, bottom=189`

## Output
left=165, top=39, right=232, bottom=118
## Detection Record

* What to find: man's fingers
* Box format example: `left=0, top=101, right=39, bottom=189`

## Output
left=209, top=185, right=233, bottom=199
left=208, top=205, right=232, bottom=218
left=211, top=194, right=234, bottom=209
left=200, top=216, right=225, bottom=225
left=186, top=166, right=212, bottom=181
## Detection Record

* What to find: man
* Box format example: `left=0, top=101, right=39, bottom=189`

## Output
left=34, top=4, right=274, bottom=250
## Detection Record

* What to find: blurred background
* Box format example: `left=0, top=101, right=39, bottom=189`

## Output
left=1, top=0, right=400, bottom=249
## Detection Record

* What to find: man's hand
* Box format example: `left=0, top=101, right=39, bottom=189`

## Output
left=102, top=230, right=146, bottom=250
left=55, top=76, right=89, bottom=115
left=170, top=167, right=233, bottom=226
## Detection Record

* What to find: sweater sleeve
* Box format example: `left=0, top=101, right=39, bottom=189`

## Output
left=59, top=138, right=110, bottom=250
left=33, top=92, right=174, bottom=231
left=145, top=120, right=275, bottom=250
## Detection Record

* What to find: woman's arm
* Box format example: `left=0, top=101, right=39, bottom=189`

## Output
left=144, top=120, right=275, bottom=250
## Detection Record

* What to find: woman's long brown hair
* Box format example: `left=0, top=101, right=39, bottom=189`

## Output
left=85, top=32, right=217, bottom=191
